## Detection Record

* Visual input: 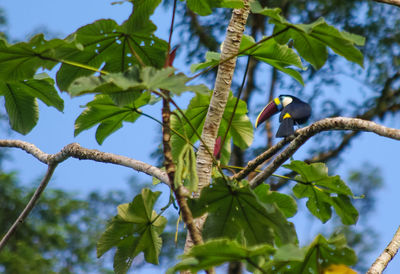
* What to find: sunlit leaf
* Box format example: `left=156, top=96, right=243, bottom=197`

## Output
left=175, top=143, right=198, bottom=192
left=68, top=66, right=208, bottom=99
left=167, top=239, right=275, bottom=273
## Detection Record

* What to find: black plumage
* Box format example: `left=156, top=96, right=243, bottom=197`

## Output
left=255, top=95, right=311, bottom=137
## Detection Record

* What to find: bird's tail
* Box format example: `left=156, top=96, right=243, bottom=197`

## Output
left=276, top=116, right=294, bottom=137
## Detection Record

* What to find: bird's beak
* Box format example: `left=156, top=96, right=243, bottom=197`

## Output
left=255, top=97, right=282, bottom=128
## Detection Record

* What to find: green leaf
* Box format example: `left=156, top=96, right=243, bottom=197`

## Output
left=123, top=0, right=161, bottom=33
left=0, top=34, right=77, bottom=82
left=174, top=143, right=198, bottom=192
left=293, top=183, right=332, bottom=223
left=264, top=234, right=357, bottom=273
left=74, top=93, right=150, bottom=144
left=254, top=184, right=297, bottom=218
left=56, top=19, right=168, bottom=91
left=189, top=178, right=297, bottom=246
left=97, top=189, right=167, bottom=273
left=0, top=75, right=63, bottom=134
left=167, top=239, right=275, bottom=273
left=190, top=51, right=220, bottom=73
left=191, top=35, right=306, bottom=85
left=284, top=161, right=358, bottom=224
left=186, top=0, right=243, bottom=16
left=171, top=92, right=253, bottom=164
left=68, top=66, right=208, bottom=99
left=251, top=2, right=365, bottom=69
left=0, top=82, right=38, bottom=135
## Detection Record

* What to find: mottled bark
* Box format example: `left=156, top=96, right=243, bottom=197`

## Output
left=184, top=0, right=252, bottom=254
left=367, top=226, right=400, bottom=274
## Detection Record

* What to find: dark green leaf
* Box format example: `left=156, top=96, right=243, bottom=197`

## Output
left=0, top=34, right=76, bottom=82
left=74, top=93, right=150, bottom=144
left=251, top=2, right=365, bottom=69
left=0, top=82, right=38, bottom=134
left=123, top=0, right=161, bottom=33
left=56, top=19, right=168, bottom=91
left=263, top=234, right=356, bottom=273
left=191, top=35, right=305, bottom=84
left=97, top=189, right=167, bottom=273
left=284, top=161, right=358, bottom=224
left=189, top=178, right=297, bottom=246
left=186, top=0, right=243, bottom=16
left=254, top=184, right=297, bottom=218
left=292, top=183, right=332, bottom=223
left=167, top=239, right=275, bottom=273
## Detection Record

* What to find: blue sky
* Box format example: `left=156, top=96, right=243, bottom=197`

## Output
left=1, top=1, right=400, bottom=273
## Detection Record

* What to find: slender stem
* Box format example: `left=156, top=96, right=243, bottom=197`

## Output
left=168, top=0, right=177, bottom=49
left=0, top=164, right=58, bottom=251
left=134, top=109, right=195, bottom=150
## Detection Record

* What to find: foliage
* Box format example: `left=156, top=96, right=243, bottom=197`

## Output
left=2, top=0, right=393, bottom=273
left=97, top=189, right=167, bottom=273
left=284, top=161, right=359, bottom=225
left=168, top=233, right=356, bottom=273
left=189, top=177, right=297, bottom=246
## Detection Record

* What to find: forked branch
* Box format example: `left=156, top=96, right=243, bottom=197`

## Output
left=244, top=117, right=400, bottom=188
left=0, top=140, right=170, bottom=185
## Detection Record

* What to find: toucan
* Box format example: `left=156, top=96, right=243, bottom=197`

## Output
left=255, top=95, right=311, bottom=137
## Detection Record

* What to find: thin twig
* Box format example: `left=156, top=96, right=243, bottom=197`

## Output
left=367, top=226, right=400, bottom=274
left=0, top=164, right=57, bottom=251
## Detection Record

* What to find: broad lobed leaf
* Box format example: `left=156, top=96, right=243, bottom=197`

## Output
left=189, top=178, right=297, bottom=246
left=74, top=93, right=150, bottom=144
left=97, top=189, right=167, bottom=274
left=251, top=1, right=365, bottom=69
left=284, top=161, right=358, bottom=225
left=167, top=239, right=275, bottom=273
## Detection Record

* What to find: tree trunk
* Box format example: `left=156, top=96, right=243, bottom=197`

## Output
left=183, top=0, right=252, bottom=253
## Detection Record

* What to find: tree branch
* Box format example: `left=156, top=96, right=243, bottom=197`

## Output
left=373, top=0, right=400, bottom=7
left=0, top=140, right=170, bottom=185
left=248, top=117, right=400, bottom=188
left=0, top=164, right=57, bottom=251
left=367, top=226, right=400, bottom=274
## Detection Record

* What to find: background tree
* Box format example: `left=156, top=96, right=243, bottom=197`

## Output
left=0, top=0, right=400, bottom=273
